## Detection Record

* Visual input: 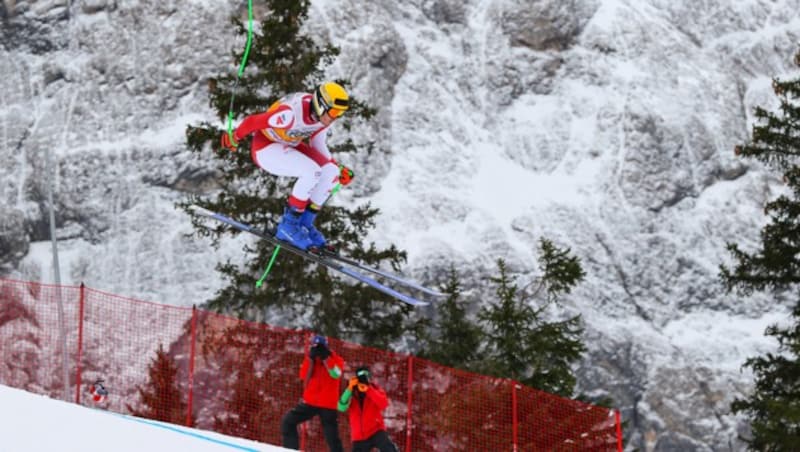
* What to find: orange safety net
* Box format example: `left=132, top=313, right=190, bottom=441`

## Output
left=0, top=278, right=622, bottom=451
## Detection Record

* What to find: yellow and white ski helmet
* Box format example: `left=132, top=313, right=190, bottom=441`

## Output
left=312, top=82, right=350, bottom=119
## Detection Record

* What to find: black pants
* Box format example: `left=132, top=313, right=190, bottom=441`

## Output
left=352, top=430, right=398, bottom=452
left=281, top=402, right=343, bottom=452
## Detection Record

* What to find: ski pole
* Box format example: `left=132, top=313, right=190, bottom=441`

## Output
left=221, top=0, right=263, bottom=287
left=256, top=245, right=281, bottom=288
left=226, top=0, right=254, bottom=143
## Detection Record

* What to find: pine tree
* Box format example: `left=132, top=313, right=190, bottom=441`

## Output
left=127, top=344, right=191, bottom=426
left=721, top=48, right=800, bottom=450
left=477, top=238, right=586, bottom=397
left=178, top=0, right=424, bottom=348
left=421, top=265, right=484, bottom=369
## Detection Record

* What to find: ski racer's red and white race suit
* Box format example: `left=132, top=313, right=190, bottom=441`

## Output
left=231, top=92, right=341, bottom=210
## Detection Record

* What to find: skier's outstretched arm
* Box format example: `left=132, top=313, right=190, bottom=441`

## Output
left=234, top=106, right=293, bottom=141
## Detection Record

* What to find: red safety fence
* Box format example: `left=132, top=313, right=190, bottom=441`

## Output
left=0, top=278, right=623, bottom=451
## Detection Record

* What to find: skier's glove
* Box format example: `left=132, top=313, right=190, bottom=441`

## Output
left=338, top=165, right=354, bottom=186
left=347, top=377, right=359, bottom=391
left=357, top=383, right=369, bottom=393
left=220, top=131, right=238, bottom=151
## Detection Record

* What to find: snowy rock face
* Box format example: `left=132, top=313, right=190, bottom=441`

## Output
left=0, top=209, right=29, bottom=271
left=2, top=0, right=800, bottom=450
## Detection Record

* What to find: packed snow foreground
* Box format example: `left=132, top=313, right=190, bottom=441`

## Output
left=0, top=384, right=286, bottom=452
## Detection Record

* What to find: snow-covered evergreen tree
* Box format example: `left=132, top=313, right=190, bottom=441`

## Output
left=723, top=48, right=800, bottom=451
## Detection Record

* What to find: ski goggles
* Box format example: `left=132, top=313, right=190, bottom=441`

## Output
left=356, top=368, right=370, bottom=383
left=327, top=107, right=347, bottom=119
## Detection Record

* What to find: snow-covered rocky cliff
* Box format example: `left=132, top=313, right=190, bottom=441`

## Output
left=2, top=0, right=799, bottom=449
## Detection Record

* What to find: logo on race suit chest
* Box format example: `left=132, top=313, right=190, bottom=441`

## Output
left=286, top=127, right=317, bottom=138
left=265, top=125, right=318, bottom=144
left=268, top=111, right=295, bottom=129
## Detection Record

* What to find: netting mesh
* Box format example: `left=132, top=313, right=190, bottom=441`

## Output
left=0, top=278, right=621, bottom=451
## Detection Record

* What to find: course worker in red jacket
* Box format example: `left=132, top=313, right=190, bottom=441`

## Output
left=282, top=334, right=345, bottom=452
left=338, top=366, right=398, bottom=452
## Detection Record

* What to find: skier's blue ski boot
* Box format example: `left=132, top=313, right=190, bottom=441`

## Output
left=275, top=207, right=313, bottom=250
left=300, top=208, right=335, bottom=253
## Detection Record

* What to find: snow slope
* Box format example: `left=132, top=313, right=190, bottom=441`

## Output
left=0, top=384, right=284, bottom=452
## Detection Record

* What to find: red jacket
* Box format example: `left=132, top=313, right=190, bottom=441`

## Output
left=298, top=351, right=344, bottom=410
left=343, top=384, right=389, bottom=441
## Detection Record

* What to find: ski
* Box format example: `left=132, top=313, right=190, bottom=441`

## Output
left=188, top=205, right=430, bottom=307
left=317, top=250, right=445, bottom=298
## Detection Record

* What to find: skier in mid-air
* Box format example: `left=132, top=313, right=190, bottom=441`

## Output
left=206, top=82, right=439, bottom=305
left=220, top=81, right=354, bottom=251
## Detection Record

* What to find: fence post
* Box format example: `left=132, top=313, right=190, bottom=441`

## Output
left=405, top=355, right=414, bottom=452
left=74, top=283, right=86, bottom=404
left=616, top=410, right=623, bottom=452
left=512, top=381, right=518, bottom=452
left=186, top=306, right=198, bottom=427
left=300, top=332, right=311, bottom=452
